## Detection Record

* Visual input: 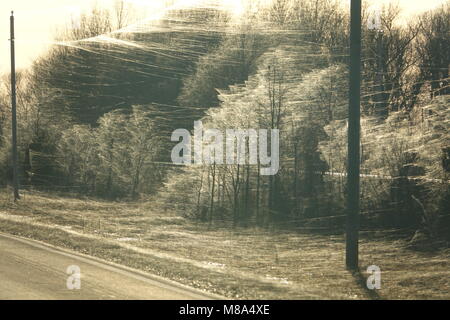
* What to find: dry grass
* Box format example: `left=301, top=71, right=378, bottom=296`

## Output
left=0, top=189, right=449, bottom=299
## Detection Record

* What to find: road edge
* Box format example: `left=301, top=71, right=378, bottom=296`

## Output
left=0, top=231, right=226, bottom=300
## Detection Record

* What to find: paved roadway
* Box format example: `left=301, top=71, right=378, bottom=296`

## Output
left=0, top=232, right=217, bottom=300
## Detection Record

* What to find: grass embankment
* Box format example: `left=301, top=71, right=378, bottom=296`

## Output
left=0, top=189, right=448, bottom=299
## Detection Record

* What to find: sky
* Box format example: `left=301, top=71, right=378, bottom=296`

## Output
left=0, top=0, right=448, bottom=74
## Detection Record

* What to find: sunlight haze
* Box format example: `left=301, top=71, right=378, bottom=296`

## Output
left=0, top=0, right=447, bottom=73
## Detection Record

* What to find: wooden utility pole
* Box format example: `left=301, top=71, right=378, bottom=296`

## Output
left=346, top=0, right=361, bottom=270
left=10, top=11, right=20, bottom=201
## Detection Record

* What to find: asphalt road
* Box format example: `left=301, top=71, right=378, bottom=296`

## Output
left=0, top=233, right=217, bottom=300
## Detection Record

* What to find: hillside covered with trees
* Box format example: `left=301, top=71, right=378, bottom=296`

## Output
left=0, top=0, right=448, bottom=245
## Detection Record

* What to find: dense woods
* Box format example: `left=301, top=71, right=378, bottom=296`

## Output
left=0, top=0, right=448, bottom=243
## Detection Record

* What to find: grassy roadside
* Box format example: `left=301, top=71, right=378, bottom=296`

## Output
left=0, top=189, right=449, bottom=299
